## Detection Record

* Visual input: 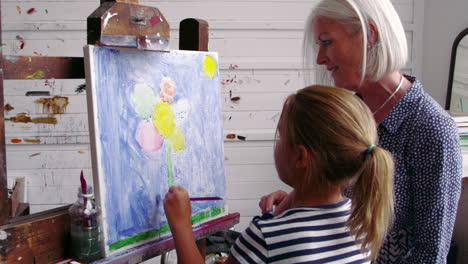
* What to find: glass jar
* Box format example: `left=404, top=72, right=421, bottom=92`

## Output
left=69, top=186, right=103, bottom=262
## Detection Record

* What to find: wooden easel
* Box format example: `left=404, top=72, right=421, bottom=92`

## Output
left=0, top=1, right=239, bottom=263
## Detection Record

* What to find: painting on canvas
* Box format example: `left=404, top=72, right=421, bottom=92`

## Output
left=84, top=45, right=226, bottom=256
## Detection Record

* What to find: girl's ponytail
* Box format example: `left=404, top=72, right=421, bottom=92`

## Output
left=282, top=85, right=394, bottom=260
left=348, top=145, right=394, bottom=260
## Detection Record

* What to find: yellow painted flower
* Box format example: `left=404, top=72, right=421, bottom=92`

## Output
left=168, top=127, right=185, bottom=152
left=153, top=102, right=175, bottom=138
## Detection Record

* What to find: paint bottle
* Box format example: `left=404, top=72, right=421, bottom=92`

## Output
left=69, top=186, right=103, bottom=262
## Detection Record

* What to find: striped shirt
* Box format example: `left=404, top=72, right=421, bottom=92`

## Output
left=230, top=198, right=369, bottom=264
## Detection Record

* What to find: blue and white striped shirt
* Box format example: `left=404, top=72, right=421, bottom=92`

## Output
left=230, top=198, right=370, bottom=264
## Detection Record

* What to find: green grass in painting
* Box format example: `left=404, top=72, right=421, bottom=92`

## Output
left=109, top=206, right=225, bottom=251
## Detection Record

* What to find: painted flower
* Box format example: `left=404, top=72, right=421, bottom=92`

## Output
left=131, top=78, right=186, bottom=154
left=129, top=55, right=216, bottom=186
left=159, top=77, right=176, bottom=104
left=137, top=120, right=163, bottom=152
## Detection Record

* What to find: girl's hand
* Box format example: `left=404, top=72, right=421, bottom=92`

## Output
left=164, top=186, right=192, bottom=232
left=271, top=190, right=295, bottom=216
left=259, top=190, right=289, bottom=214
left=164, top=186, right=205, bottom=264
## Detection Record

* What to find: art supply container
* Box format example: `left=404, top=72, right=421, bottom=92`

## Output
left=69, top=186, right=103, bottom=262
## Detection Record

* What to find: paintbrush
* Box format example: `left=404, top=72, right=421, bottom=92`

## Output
left=190, top=197, right=223, bottom=201
left=80, top=170, right=87, bottom=208
left=80, top=170, right=95, bottom=228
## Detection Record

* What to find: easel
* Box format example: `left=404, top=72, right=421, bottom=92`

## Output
left=0, top=0, right=239, bottom=263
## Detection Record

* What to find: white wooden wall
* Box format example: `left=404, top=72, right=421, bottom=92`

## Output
left=2, top=0, right=424, bottom=232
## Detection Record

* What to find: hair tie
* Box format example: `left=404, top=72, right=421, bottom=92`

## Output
left=366, top=144, right=376, bottom=155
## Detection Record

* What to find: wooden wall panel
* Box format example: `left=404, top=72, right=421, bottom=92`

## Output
left=0, top=206, right=71, bottom=264
left=2, top=1, right=416, bottom=24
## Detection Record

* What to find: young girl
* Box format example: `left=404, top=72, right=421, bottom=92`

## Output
left=164, top=85, right=394, bottom=263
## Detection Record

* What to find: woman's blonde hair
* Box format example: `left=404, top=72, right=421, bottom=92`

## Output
left=303, top=0, right=408, bottom=85
left=279, top=85, right=394, bottom=260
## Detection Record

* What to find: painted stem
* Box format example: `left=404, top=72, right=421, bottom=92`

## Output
left=166, top=143, right=173, bottom=186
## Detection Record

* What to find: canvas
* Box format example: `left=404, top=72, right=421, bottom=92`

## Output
left=84, top=45, right=226, bottom=256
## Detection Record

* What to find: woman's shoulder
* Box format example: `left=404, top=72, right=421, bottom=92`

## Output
left=413, top=96, right=456, bottom=134
left=402, top=103, right=457, bottom=147
left=398, top=77, right=456, bottom=133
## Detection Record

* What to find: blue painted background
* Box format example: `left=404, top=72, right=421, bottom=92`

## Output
left=88, top=46, right=226, bottom=248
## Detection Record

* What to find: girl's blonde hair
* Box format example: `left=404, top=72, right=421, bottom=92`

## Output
left=279, top=85, right=394, bottom=260
left=303, top=0, right=408, bottom=85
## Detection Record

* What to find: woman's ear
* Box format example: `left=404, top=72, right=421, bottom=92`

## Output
left=295, top=145, right=309, bottom=169
left=368, top=22, right=378, bottom=47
